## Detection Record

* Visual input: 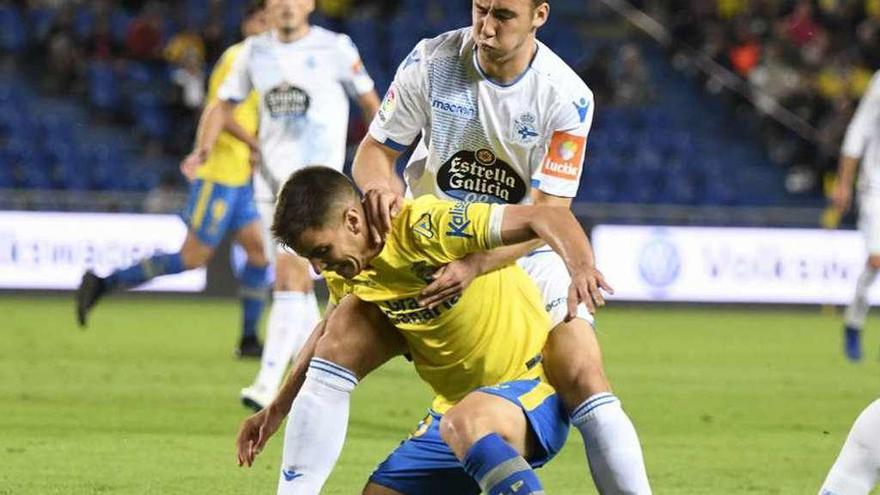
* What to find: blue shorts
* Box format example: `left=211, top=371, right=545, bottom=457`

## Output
left=181, top=179, right=260, bottom=247
left=369, top=378, right=569, bottom=495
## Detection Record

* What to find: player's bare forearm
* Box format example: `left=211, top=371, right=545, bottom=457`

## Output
left=500, top=205, right=596, bottom=273
left=357, top=91, right=381, bottom=125
left=464, top=239, right=544, bottom=275
left=837, top=155, right=860, bottom=191
left=193, top=100, right=236, bottom=155
left=222, top=116, right=259, bottom=151
left=352, top=135, right=401, bottom=193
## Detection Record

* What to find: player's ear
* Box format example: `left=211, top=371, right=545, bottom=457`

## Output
left=344, top=207, right=361, bottom=235
left=531, top=2, right=549, bottom=30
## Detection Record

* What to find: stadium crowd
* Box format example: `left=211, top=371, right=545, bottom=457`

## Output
left=641, top=0, right=880, bottom=189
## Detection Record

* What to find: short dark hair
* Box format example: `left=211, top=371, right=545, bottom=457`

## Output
left=272, top=166, right=359, bottom=249
left=533, top=0, right=548, bottom=7
left=244, top=0, right=264, bottom=18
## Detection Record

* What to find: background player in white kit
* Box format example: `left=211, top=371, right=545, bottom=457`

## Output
left=832, top=70, right=880, bottom=362
left=184, top=0, right=380, bottom=408
left=253, top=1, right=652, bottom=493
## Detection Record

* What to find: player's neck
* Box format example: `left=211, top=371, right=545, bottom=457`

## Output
left=274, top=24, right=310, bottom=43
left=475, top=40, right=537, bottom=85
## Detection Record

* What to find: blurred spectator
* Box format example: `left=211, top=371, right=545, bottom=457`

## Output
left=783, top=0, right=822, bottom=47
left=170, top=48, right=205, bottom=112
left=125, top=2, right=163, bottom=62
left=613, top=43, right=654, bottom=106
left=43, top=5, right=82, bottom=94
left=577, top=44, right=614, bottom=107
left=86, top=15, right=122, bottom=61
left=164, top=24, right=205, bottom=68
left=727, top=21, right=761, bottom=77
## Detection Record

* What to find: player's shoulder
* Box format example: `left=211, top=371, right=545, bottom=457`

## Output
left=415, top=27, right=473, bottom=63
left=531, top=40, right=593, bottom=104
left=306, top=25, right=354, bottom=49
left=240, top=31, right=274, bottom=55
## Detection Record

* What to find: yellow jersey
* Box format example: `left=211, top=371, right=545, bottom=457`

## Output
left=196, top=43, right=259, bottom=187
left=325, top=196, right=552, bottom=413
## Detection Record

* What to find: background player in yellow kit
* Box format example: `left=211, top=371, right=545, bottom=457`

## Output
left=236, top=166, right=610, bottom=494
left=77, top=2, right=271, bottom=357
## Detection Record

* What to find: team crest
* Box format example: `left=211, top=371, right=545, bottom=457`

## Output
left=511, top=111, right=540, bottom=145
left=378, top=85, right=397, bottom=123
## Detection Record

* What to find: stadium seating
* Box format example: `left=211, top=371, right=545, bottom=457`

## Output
left=0, top=0, right=808, bottom=209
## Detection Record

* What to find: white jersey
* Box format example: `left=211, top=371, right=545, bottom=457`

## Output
left=218, top=26, right=374, bottom=201
left=369, top=28, right=594, bottom=204
left=844, top=70, right=880, bottom=197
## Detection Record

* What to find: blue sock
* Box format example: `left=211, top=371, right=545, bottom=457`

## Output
left=463, top=433, right=544, bottom=495
left=239, top=263, right=269, bottom=339
left=105, top=252, right=185, bottom=290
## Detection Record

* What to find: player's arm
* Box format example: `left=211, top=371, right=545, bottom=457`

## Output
left=352, top=135, right=406, bottom=243
left=235, top=303, right=336, bottom=467
left=832, top=71, right=880, bottom=213
left=418, top=190, right=567, bottom=308
left=356, top=90, right=380, bottom=125
left=494, top=204, right=611, bottom=317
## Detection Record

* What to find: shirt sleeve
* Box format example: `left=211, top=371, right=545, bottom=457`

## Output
left=404, top=196, right=505, bottom=264
left=323, top=272, right=347, bottom=306
left=334, top=34, right=375, bottom=97
left=368, top=40, right=430, bottom=152
left=216, top=38, right=253, bottom=103
left=532, top=89, right=594, bottom=198
left=206, top=44, right=239, bottom=103
left=842, top=70, right=880, bottom=160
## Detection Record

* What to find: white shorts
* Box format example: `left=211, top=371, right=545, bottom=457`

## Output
left=859, top=195, right=880, bottom=255
left=517, top=249, right=595, bottom=329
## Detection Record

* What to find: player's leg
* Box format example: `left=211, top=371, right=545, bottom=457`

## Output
left=844, top=198, right=880, bottom=361
left=76, top=179, right=226, bottom=326
left=361, top=483, right=405, bottom=495
left=440, top=391, right=546, bottom=494
left=440, top=378, right=569, bottom=495
left=819, top=399, right=880, bottom=495
left=232, top=218, right=270, bottom=358
left=277, top=296, right=406, bottom=495
left=519, top=250, right=651, bottom=494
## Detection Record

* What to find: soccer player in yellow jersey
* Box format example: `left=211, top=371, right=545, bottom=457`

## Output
left=236, top=166, right=610, bottom=494
left=76, top=2, right=272, bottom=357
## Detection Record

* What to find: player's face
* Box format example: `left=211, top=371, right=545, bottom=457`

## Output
left=294, top=210, right=370, bottom=279
left=472, top=0, right=548, bottom=59
left=267, top=0, right=315, bottom=32
left=242, top=9, right=269, bottom=37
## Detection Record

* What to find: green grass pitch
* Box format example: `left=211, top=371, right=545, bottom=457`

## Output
left=2, top=296, right=878, bottom=494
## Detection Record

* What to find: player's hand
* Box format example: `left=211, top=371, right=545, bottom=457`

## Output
left=362, top=186, right=404, bottom=245
left=830, top=182, right=852, bottom=214
left=566, top=266, right=614, bottom=320
left=418, top=259, right=479, bottom=309
left=180, top=149, right=208, bottom=182
left=247, top=144, right=262, bottom=172
left=236, top=404, right=285, bottom=468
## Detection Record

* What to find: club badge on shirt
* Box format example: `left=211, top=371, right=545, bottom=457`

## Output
left=511, top=111, right=540, bottom=146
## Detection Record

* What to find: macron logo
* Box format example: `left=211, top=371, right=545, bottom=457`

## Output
left=432, top=99, right=477, bottom=118
left=282, top=469, right=303, bottom=482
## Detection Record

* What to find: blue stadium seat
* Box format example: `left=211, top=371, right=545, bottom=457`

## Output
left=0, top=5, right=28, bottom=53
left=87, top=61, right=120, bottom=111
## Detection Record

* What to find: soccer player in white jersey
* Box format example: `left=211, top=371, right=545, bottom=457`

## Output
left=265, top=1, right=653, bottom=493
left=832, top=70, right=880, bottom=362
left=183, top=0, right=380, bottom=408
left=819, top=399, right=880, bottom=495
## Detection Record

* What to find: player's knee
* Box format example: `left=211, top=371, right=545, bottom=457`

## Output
left=440, top=407, right=510, bottom=455
left=179, top=245, right=212, bottom=269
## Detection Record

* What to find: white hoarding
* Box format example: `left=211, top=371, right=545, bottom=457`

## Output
left=591, top=225, right=872, bottom=304
left=0, top=211, right=206, bottom=291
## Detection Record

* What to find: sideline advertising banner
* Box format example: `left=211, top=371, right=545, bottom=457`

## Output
left=0, top=211, right=206, bottom=291
left=591, top=225, right=869, bottom=304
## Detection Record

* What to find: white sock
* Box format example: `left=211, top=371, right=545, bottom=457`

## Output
left=572, top=393, right=652, bottom=495
left=819, top=399, right=880, bottom=495
left=845, top=268, right=878, bottom=329
left=277, top=358, right=358, bottom=495
left=254, top=291, right=320, bottom=392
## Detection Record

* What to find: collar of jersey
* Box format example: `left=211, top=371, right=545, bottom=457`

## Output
left=270, top=27, right=313, bottom=45
left=471, top=43, right=538, bottom=88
